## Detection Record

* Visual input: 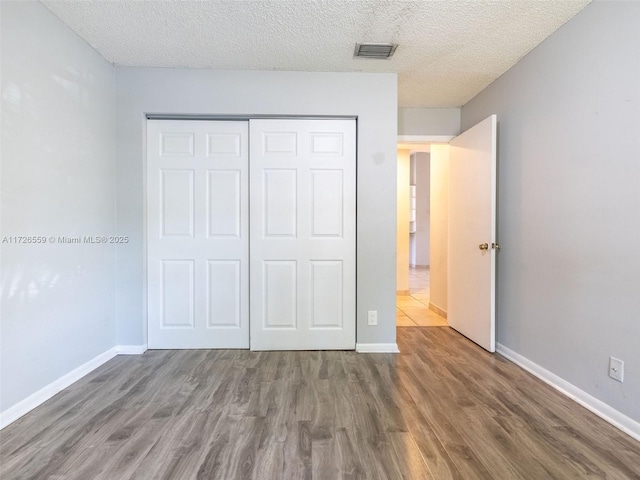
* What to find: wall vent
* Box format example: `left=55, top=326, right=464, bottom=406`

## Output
left=354, top=43, right=398, bottom=59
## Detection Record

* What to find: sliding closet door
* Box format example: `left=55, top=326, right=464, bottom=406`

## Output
left=249, top=119, right=356, bottom=350
left=147, top=120, right=249, bottom=348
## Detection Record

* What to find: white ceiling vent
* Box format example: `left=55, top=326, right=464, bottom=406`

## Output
left=354, top=43, right=398, bottom=59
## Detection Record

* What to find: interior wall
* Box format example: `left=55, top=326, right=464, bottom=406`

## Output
left=398, top=108, right=460, bottom=136
left=1, top=2, right=116, bottom=413
left=409, top=155, right=416, bottom=266
left=115, top=68, right=398, bottom=348
left=414, top=152, right=431, bottom=266
left=429, top=145, right=449, bottom=314
left=462, top=0, right=640, bottom=422
left=396, top=149, right=411, bottom=294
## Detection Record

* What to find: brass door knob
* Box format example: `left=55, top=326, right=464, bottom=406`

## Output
left=479, top=243, right=489, bottom=250
left=492, top=243, right=501, bottom=250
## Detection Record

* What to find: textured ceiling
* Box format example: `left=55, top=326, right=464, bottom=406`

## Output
left=41, top=0, right=591, bottom=107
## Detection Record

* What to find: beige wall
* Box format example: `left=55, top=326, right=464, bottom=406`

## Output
left=429, top=144, right=449, bottom=314
left=396, top=149, right=411, bottom=294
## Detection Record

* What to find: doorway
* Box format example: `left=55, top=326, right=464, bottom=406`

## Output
left=396, top=143, right=448, bottom=328
left=146, top=118, right=356, bottom=350
left=395, top=115, right=498, bottom=353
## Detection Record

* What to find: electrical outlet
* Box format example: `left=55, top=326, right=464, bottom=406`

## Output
left=367, top=310, right=378, bottom=326
left=609, top=357, right=624, bottom=383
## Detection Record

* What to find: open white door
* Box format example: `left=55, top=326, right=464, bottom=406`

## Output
left=249, top=119, right=356, bottom=350
left=448, top=115, right=497, bottom=352
left=147, top=120, right=249, bottom=349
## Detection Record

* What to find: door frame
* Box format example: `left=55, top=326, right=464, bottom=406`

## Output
left=142, top=114, right=359, bottom=349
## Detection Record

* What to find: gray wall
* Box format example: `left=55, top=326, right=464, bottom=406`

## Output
left=462, top=0, right=640, bottom=422
left=1, top=2, right=116, bottom=412
left=115, top=69, right=398, bottom=347
left=398, top=108, right=460, bottom=136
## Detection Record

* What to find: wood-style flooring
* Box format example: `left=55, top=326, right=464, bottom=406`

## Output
left=1, top=327, right=640, bottom=479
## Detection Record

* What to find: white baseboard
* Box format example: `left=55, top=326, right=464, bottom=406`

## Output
left=0, top=344, right=147, bottom=430
left=115, top=344, right=147, bottom=355
left=356, top=343, right=400, bottom=353
left=497, top=343, right=640, bottom=442
left=428, top=302, right=447, bottom=319
left=0, top=347, right=117, bottom=429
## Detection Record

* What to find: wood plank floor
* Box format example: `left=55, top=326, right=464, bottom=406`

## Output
left=2, top=327, right=639, bottom=479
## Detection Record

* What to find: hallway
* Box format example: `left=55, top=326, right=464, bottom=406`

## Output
left=396, top=267, right=447, bottom=327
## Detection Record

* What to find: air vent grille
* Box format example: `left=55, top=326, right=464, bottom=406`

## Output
left=354, top=43, right=398, bottom=59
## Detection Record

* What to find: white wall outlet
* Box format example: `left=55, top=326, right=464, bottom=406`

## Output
left=609, top=357, right=624, bottom=383
left=367, top=310, right=378, bottom=326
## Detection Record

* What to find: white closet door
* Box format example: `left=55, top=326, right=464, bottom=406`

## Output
left=147, top=120, right=249, bottom=348
left=249, top=119, right=356, bottom=350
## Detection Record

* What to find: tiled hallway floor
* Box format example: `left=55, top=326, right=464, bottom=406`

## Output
left=396, top=267, right=448, bottom=327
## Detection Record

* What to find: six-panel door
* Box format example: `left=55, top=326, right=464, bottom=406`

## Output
left=147, top=120, right=249, bottom=348
left=249, top=119, right=356, bottom=350
left=147, top=119, right=356, bottom=350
